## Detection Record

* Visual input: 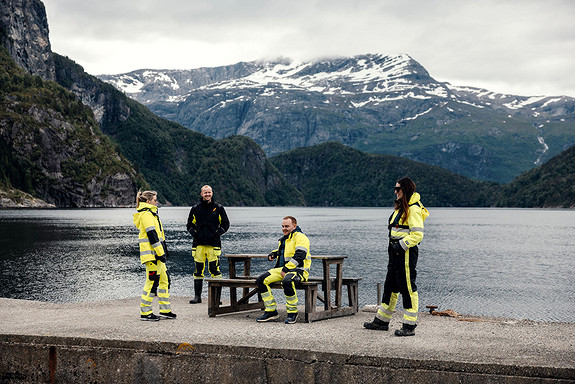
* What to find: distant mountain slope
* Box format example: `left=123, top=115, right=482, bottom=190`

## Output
left=270, top=142, right=495, bottom=207
left=100, top=54, right=575, bottom=183
left=54, top=54, right=303, bottom=206
left=494, top=145, right=575, bottom=208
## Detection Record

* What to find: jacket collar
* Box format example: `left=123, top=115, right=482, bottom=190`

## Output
left=200, top=198, right=215, bottom=207
left=280, top=226, right=303, bottom=241
left=408, top=192, right=421, bottom=205
left=137, top=202, right=158, bottom=213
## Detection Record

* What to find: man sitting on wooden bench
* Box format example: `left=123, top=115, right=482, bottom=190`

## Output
left=255, top=216, right=311, bottom=324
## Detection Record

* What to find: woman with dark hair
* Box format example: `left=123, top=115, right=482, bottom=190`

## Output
left=364, top=177, right=429, bottom=336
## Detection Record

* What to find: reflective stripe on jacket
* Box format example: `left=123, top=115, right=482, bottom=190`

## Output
left=133, top=202, right=166, bottom=264
left=389, top=192, right=429, bottom=251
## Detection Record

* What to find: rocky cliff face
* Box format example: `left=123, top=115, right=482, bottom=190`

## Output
left=0, top=0, right=55, bottom=80
left=52, top=53, right=132, bottom=129
left=0, top=0, right=140, bottom=207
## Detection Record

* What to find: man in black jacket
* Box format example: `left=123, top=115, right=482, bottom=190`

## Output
left=186, top=185, right=230, bottom=304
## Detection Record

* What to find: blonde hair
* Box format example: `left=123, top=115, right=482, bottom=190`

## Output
left=136, top=190, right=157, bottom=206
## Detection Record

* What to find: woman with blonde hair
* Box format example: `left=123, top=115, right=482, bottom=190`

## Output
left=133, top=190, right=176, bottom=321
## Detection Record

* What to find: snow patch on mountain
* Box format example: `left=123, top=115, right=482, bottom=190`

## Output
left=535, top=136, right=550, bottom=165
left=541, top=97, right=563, bottom=108
left=167, top=95, right=188, bottom=102
left=113, top=75, right=145, bottom=93
left=202, top=54, right=422, bottom=94
left=503, top=96, right=548, bottom=110
left=402, top=107, right=434, bottom=121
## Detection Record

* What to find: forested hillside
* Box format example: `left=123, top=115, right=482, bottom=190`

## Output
left=271, top=142, right=496, bottom=207
left=494, top=145, right=575, bottom=208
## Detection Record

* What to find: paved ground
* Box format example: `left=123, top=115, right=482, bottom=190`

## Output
left=1, top=296, right=573, bottom=370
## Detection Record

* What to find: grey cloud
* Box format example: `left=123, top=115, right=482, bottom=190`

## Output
left=41, top=0, right=575, bottom=96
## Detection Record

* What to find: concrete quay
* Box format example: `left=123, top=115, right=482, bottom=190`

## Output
left=0, top=296, right=573, bottom=383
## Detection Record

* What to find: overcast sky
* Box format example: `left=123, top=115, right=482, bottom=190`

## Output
left=41, top=0, right=575, bottom=97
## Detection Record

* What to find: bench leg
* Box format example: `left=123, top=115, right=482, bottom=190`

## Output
left=208, top=285, right=223, bottom=317
left=304, top=285, right=318, bottom=323
left=207, top=285, right=216, bottom=317
left=311, top=286, right=317, bottom=311
left=347, top=282, right=359, bottom=312
left=335, top=263, right=343, bottom=308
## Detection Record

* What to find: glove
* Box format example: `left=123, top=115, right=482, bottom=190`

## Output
left=268, top=251, right=278, bottom=261
left=391, top=242, right=404, bottom=255
left=156, top=255, right=167, bottom=263
left=161, top=241, right=169, bottom=258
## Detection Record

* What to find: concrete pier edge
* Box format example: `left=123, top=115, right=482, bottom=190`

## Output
left=1, top=297, right=573, bottom=383
left=1, top=334, right=574, bottom=383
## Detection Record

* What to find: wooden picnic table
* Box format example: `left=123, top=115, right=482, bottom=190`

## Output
left=225, top=254, right=347, bottom=310
left=206, top=254, right=360, bottom=322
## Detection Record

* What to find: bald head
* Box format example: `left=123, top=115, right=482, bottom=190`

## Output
left=201, top=185, right=213, bottom=202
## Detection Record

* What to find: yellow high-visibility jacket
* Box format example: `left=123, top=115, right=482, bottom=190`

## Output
left=274, top=227, right=311, bottom=279
left=389, top=192, right=429, bottom=251
left=133, top=202, right=166, bottom=264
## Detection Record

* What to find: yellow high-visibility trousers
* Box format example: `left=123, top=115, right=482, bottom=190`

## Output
left=141, top=260, right=171, bottom=315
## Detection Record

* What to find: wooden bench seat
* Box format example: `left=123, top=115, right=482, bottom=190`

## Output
left=206, top=276, right=360, bottom=323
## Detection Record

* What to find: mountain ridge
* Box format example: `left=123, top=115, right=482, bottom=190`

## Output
left=99, top=54, right=575, bottom=183
left=270, top=141, right=495, bottom=207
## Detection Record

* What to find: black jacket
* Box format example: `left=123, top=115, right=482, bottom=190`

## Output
left=186, top=199, right=230, bottom=247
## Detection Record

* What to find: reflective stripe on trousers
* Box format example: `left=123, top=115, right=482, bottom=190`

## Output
left=257, top=268, right=303, bottom=313
left=141, top=260, right=171, bottom=315
left=192, top=245, right=222, bottom=278
left=379, top=244, right=419, bottom=324
left=261, top=289, right=277, bottom=312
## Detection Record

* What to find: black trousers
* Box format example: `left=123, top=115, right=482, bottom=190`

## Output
left=381, top=242, right=419, bottom=309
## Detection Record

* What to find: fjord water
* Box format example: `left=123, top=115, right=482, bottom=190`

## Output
left=0, top=207, right=573, bottom=322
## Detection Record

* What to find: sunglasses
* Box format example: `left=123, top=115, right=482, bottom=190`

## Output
left=394, top=187, right=402, bottom=192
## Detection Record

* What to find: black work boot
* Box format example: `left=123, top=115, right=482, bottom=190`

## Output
left=363, top=317, right=389, bottom=331
left=256, top=310, right=279, bottom=322
left=285, top=312, right=298, bottom=324
left=394, top=323, right=416, bottom=336
left=189, top=279, right=203, bottom=304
